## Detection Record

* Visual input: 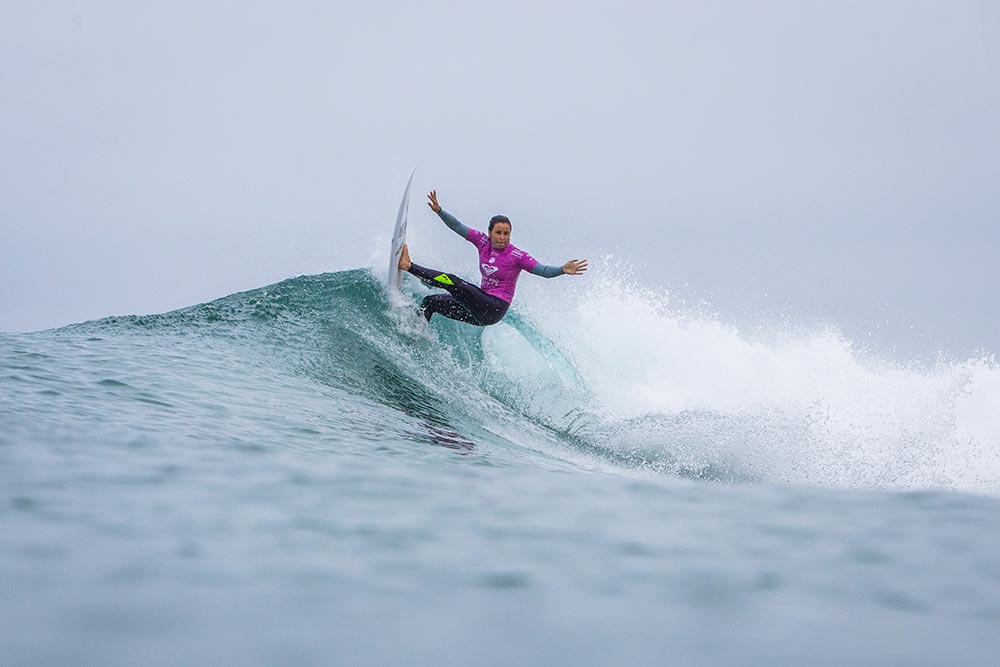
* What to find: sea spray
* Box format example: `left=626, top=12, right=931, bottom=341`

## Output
left=517, top=259, right=1000, bottom=493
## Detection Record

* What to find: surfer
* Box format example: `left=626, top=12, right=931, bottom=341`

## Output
left=398, top=190, right=588, bottom=326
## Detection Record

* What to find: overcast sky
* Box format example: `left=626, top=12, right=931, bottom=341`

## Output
left=2, top=1, right=997, bottom=356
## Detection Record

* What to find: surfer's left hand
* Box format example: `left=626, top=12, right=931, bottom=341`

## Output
left=562, top=259, right=588, bottom=275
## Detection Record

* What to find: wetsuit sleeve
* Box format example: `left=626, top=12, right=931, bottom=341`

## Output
left=467, top=227, right=489, bottom=248
left=529, top=263, right=564, bottom=278
left=519, top=249, right=562, bottom=278
left=437, top=209, right=472, bottom=239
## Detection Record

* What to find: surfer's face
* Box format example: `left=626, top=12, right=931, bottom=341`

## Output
left=489, top=223, right=511, bottom=250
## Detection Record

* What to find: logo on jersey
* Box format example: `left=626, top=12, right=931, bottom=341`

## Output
left=481, top=263, right=499, bottom=276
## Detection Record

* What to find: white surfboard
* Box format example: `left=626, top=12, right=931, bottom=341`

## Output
left=389, top=167, right=417, bottom=291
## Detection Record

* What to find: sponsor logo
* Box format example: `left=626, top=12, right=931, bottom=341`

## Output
left=481, top=264, right=499, bottom=276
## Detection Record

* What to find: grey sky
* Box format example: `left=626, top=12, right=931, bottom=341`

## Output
left=2, top=1, right=998, bottom=356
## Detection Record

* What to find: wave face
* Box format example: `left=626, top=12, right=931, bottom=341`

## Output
left=3, top=267, right=998, bottom=495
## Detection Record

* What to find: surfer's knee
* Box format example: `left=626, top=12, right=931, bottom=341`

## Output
left=420, top=295, right=440, bottom=321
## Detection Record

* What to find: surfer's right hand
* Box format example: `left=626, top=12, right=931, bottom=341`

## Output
left=427, top=190, right=442, bottom=213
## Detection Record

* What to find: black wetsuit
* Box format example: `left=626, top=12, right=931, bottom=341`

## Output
left=406, top=263, right=509, bottom=326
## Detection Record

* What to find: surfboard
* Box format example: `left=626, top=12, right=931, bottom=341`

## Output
left=389, top=167, right=417, bottom=291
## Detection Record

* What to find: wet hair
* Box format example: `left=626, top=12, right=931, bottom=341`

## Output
left=488, top=215, right=511, bottom=232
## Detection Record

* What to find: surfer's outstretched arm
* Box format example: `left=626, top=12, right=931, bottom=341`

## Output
left=530, top=259, right=589, bottom=278
left=438, top=209, right=471, bottom=239
left=427, top=190, right=471, bottom=239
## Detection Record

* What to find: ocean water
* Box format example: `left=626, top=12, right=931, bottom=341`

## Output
left=3, top=268, right=1000, bottom=665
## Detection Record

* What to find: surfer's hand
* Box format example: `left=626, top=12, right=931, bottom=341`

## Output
left=562, top=259, right=588, bottom=275
left=427, top=190, right=442, bottom=213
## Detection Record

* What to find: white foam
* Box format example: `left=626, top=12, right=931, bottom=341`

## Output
left=515, top=258, right=1000, bottom=494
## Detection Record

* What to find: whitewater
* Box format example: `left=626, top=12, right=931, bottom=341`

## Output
left=3, top=266, right=1000, bottom=665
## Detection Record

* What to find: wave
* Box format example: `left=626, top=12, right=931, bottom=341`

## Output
left=27, top=266, right=1000, bottom=495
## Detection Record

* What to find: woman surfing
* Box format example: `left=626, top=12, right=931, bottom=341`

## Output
left=398, top=190, right=588, bottom=326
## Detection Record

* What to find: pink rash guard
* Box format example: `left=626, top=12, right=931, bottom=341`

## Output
left=466, top=228, right=538, bottom=304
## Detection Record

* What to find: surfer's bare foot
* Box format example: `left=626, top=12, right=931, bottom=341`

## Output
left=398, top=244, right=412, bottom=271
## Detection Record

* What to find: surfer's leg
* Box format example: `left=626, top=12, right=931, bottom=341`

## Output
left=408, top=263, right=510, bottom=326
left=420, top=294, right=479, bottom=325
left=445, top=281, right=509, bottom=325
left=406, top=262, right=456, bottom=286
